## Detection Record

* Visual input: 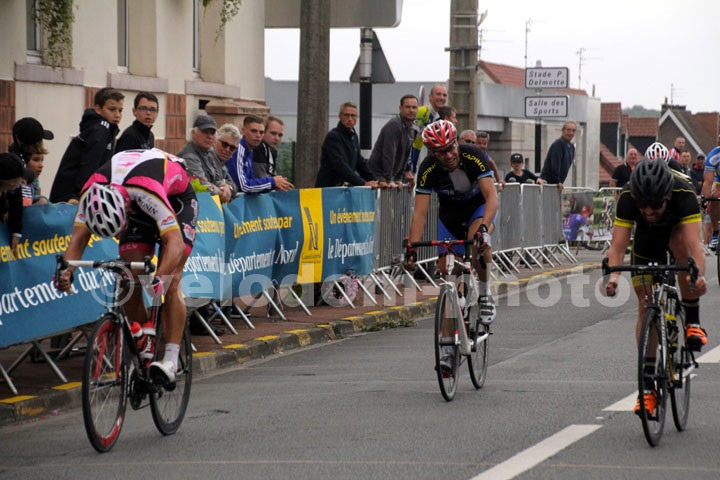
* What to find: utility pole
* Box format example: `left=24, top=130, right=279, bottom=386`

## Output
left=358, top=28, right=373, bottom=156
left=576, top=47, right=585, bottom=89
left=447, top=0, right=482, bottom=133
left=295, top=0, right=330, bottom=188
left=524, top=18, right=532, bottom=69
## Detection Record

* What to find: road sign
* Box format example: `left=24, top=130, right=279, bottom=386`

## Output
left=266, top=0, right=402, bottom=28
left=525, top=67, right=569, bottom=89
left=525, top=96, right=568, bottom=118
left=349, top=30, right=395, bottom=84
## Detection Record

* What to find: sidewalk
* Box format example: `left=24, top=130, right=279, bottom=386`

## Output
left=0, top=250, right=601, bottom=426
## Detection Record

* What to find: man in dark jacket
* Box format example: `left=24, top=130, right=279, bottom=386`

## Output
left=253, top=115, right=285, bottom=179
left=315, top=102, right=378, bottom=188
left=540, top=121, right=576, bottom=189
left=690, top=154, right=705, bottom=194
left=49, top=87, right=123, bottom=203
left=115, top=92, right=157, bottom=153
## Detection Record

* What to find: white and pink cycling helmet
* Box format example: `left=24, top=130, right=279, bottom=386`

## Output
left=81, top=183, right=127, bottom=237
left=644, top=142, right=670, bottom=163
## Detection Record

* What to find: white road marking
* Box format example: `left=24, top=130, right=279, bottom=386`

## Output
left=697, top=345, right=720, bottom=363
left=603, top=374, right=698, bottom=412
left=469, top=424, right=602, bottom=480
left=603, top=392, right=637, bottom=411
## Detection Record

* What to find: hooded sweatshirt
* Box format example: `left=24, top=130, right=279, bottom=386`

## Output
left=50, top=109, right=119, bottom=203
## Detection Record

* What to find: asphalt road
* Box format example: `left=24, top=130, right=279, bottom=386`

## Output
left=1, top=268, right=719, bottom=480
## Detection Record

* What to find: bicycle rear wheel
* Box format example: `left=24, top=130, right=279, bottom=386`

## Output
left=82, top=314, right=128, bottom=453
left=435, top=285, right=460, bottom=401
left=670, top=306, right=691, bottom=431
left=637, top=307, right=667, bottom=447
left=150, top=320, right=192, bottom=435
left=467, top=319, right=489, bottom=389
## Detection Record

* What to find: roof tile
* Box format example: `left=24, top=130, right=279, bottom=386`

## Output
left=627, top=117, right=658, bottom=137
left=478, top=60, right=587, bottom=96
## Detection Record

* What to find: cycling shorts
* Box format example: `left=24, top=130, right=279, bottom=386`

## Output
left=437, top=203, right=494, bottom=256
left=629, top=224, right=673, bottom=288
left=119, top=185, right=198, bottom=257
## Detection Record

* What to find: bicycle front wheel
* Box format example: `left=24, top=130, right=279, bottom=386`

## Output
left=670, top=307, right=691, bottom=431
left=468, top=321, right=489, bottom=389
left=150, top=321, right=192, bottom=435
left=435, top=285, right=460, bottom=401
left=82, top=314, right=128, bottom=453
left=638, top=307, right=667, bottom=447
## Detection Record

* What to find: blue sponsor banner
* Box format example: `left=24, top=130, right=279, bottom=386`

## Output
left=0, top=203, right=118, bottom=348
left=182, top=193, right=229, bottom=301
left=322, top=187, right=375, bottom=276
left=223, top=193, right=277, bottom=296
left=0, top=188, right=377, bottom=348
left=270, top=189, right=304, bottom=286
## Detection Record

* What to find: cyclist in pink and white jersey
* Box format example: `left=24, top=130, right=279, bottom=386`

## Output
left=56, top=148, right=198, bottom=385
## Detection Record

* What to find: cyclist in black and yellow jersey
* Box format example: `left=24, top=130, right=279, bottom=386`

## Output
left=405, top=120, right=498, bottom=372
left=605, top=158, right=707, bottom=415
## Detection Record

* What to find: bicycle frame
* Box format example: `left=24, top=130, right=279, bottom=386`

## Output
left=406, top=238, right=487, bottom=355
left=602, top=257, right=699, bottom=445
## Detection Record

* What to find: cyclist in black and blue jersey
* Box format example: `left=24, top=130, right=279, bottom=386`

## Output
left=701, top=135, right=720, bottom=249
left=405, top=119, right=498, bottom=319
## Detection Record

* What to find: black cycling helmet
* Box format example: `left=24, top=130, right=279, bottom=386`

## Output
left=630, top=158, right=674, bottom=206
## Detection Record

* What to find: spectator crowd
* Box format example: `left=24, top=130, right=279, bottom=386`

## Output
left=1, top=84, right=574, bottom=264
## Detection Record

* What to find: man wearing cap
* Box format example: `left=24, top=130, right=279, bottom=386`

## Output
left=0, top=152, right=27, bottom=258
left=505, top=153, right=544, bottom=184
left=177, top=114, right=234, bottom=203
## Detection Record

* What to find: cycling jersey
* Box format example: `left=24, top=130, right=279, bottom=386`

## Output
left=416, top=143, right=493, bottom=241
left=703, top=146, right=720, bottom=182
left=76, top=148, right=198, bottom=254
left=615, top=174, right=700, bottom=283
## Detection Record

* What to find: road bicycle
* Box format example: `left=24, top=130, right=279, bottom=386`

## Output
left=405, top=237, right=491, bottom=401
left=700, top=196, right=720, bottom=285
left=602, top=257, right=699, bottom=446
left=55, top=255, right=192, bottom=453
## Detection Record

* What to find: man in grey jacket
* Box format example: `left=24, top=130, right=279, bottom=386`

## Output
left=177, top=114, right=234, bottom=203
left=368, top=94, right=418, bottom=189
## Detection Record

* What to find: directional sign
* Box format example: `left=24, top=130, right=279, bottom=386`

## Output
left=525, top=67, right=569, bottom=89
left=525, top=96, right=568, bottom=118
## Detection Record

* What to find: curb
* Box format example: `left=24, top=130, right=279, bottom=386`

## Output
left=0, top=261, right=599, bottom=427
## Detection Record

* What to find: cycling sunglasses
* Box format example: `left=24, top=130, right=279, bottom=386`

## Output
left=219, top=140, right=238, bottom=151
left=637, top=199, right=666, bottom=210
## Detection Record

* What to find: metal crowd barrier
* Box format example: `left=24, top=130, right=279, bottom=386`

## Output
left=372, top=183, right=578, bottom=291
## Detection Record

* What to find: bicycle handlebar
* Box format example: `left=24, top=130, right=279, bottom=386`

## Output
left=404, top=238, right=476, bottom=249
left=601, top=257, right=699, bottom=285
left=55, top=254, right=156, bottom=277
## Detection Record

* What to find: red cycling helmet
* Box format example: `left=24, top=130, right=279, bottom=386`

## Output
left=422, top=120, right=457, bottom=150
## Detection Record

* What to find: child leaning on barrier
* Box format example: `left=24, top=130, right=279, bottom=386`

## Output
left=23, top=142, right=49, bottom=204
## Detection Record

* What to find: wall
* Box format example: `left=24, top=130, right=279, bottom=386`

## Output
left=0, top=0, right=266, bottom=193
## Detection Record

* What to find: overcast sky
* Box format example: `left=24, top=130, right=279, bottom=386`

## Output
left=265, top=0, right=719, bottom=113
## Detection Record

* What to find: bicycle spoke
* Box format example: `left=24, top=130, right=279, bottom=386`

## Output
left=82, top=315, right=128, bottom=453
